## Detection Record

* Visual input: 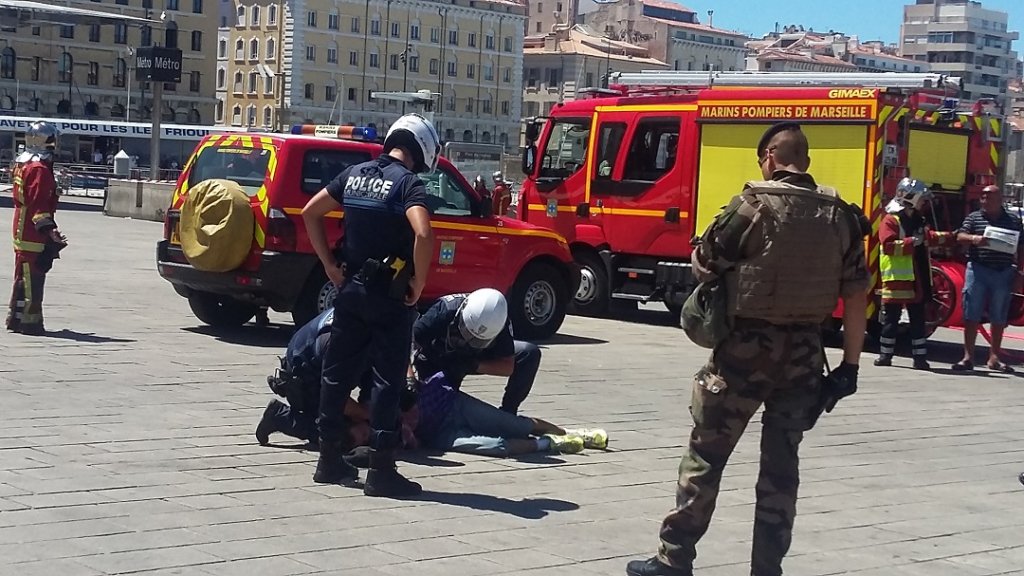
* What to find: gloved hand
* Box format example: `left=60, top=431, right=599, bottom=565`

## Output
left=912, top=235, right=924, bottom=247
left=823, top=362, right=859, bottom=413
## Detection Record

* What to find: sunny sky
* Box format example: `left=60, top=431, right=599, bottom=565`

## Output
left=677, top=0, right=1024, bottom=47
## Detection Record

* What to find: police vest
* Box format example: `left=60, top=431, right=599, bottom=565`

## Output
left=724, top=180, right=848, bottom=325
left=879, top=214, right=916, bottom=283
left=339, top=157, right=418, bottom=271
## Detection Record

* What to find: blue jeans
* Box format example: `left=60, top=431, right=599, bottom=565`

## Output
left=427, top=392, right=535, bottom=457
left=962, top=262, right=1016, bottom=325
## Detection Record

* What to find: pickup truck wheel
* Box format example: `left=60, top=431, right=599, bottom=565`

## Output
left=292, top=269, right=337, bottom=327
left=188, top=292, right=258, bottom=328
left=569, top=251, right=608, bottom=316
left=509, top=262, right=568, bottom=340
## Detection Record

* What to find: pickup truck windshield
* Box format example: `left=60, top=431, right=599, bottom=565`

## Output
left=538, top=118, right=591, bottom=180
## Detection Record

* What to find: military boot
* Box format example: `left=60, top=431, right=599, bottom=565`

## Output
left=255, top=399, right=284, bottom=446
left=313, top=439, right=358, bottom=485
left=363, top=449, right=422, bottom=498
left=873, top=354, right=893, bottom=367
left=625, top=557, right=692, bottom=576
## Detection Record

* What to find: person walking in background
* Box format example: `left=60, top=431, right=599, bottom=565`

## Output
left=953, top=185, right=1023, bottom=373
left=875, top=178, right=953, bottom=370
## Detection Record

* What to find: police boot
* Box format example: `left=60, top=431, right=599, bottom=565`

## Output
left=313, top=439, right=358, bottom=485
left=255, top=399, right=284, bottom=446
left=363, top=449, right=422, bottom=498
left=873, top=354, right=893, bottom=367
left=625, top=557, right=692, bottom=576
left=913, top=357, right=931, bottom=370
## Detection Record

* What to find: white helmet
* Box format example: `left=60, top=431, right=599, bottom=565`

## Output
left=895, top=177, right=933, bottom=211
left=456, top=288, right=508, bottom=349
left=384, top=113, right=440, bottom=174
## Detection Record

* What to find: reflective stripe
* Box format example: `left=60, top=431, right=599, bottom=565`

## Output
left=912, top=348, right=927, bottom=356
left=911, top=338, right=928, bottom=346
left=880, top=346, right=895, bottom=354
left=880, top=287, right=915, bottom=299
left=879, top=337, right=897, bottom=345
left=880, top=214, right=916, bottom=282
left=12, top=238, right=45, bottom=252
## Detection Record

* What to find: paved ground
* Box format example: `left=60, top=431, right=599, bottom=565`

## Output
left=1, top=204, right=1023, bottom=576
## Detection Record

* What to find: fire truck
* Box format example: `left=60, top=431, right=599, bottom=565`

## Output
left=518, top=70, right=1015, bottom=335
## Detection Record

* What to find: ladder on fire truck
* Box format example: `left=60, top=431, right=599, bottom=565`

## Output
left=607, top=70, right=962, bottom=93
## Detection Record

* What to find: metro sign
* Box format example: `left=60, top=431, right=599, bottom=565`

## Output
left=135, top=46, right=183, bottom=83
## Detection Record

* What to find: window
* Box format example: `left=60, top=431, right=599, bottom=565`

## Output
left=447, top=61, right=457, bottom=76
left=593, top=122, right=626, bottom=179
left=167, top=0, right=179, bottom=10
left=89, top=24, right=101, bottom=42
left=466, top=64, right=475, bottom=79
left=87, top=62, right=99, bottom=85
left=165, top=22, right=178, bottom=48
left=263, top=106, right=272, bottom=127
left=306, top=45, right=316, bottom=61
left=236, top=5, right=245, bottom=26
left=411, top=24, right=420, bottom=40
left=218, top=39, right=227, bottom=58
left=351, top=17, right=360, bottom=33
left=538, top=119, right=591, bottom=178
left=420, top=168, right=474, bottom=216
left=468, top=33, right=476, bottom=48
left=251, top=5, right=260, bottom=26
left=264, top=75, right=274, bottom=94
left=31, top=26, right=39, bottom=36
left=391, top=22, right=400, bottom=37
left=429, top=58, right=439, bottom=75
left=58, top=52, right=73, bottom=83
left=483, top=64, right=493, bottom=81
left=233, top=70, right=243, bottom=92
left=232, top=105, right=241, bottom=125
left=371, top=18, right=380, bottom=36
left=248, top=71, right=257, bottom=93
left=0, top=48, right=14, bottom=80
left=328, top=13, right=339, bottom=30
left=327, top=47, right=338, bottom=64
left=430, top=27, right=440, bottom=43
left=216, top=68, right=226, bottom=88
left=349, top=51, right=359, bottom=66
left=268, top=4, right=277, bottom=25
left=503, top=67, right=511, bottom=83
left=485, top=34, right=495, bottom=50
left=191, top=30, right=203, bottom=51
left=60, top=25, right=74, bottom=38
left=300, top=150, right=371, bottom=195
left=501, top=100, right=510, bottom=115
left=325, top=84, right=336, bottom=102
left=192, top=0, right=202, bottom=14
left=547, top=67, right=562, bottom=86
left=347, top=87, right=356, bottom=101
left=190, top=71, right=200, bottom=92
left=114, top=58, right=126, bottom=87
left=141, top=24, right=152, bottom=46
left=304, top=83, right=314, bottom=99
left=247, top=104, right=257, bottom=126
left=216, top=101, right=224, bottom=122
left=390, top=54, right=399, bottom=70
left=235, top=39, right=244, bottom=59
left=408, top=55, right=419, bottom=72
left=504, top=36, right=513, bottom=52
left=620, top=118, right=680, bottom=183
left=250, top=38, right=259, bottom=59
left=307, top=11, right=317, bottom=27
left=31, top=57, right=40, bottom=81
left=482, top=99, right=492, bottom=114
left=448, top=30, right=458, bottom=45
left=369, top=53, right=379, bottom=68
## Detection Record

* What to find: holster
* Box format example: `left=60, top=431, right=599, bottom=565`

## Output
left=360, top=256, right=413, bottom=300
left=266, top=358, right=309, bottom=412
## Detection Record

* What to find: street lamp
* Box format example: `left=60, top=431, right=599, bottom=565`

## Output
left=123, top=45, right=134, bottom=122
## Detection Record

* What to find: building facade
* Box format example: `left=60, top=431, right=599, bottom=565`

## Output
left=901, top=0, right=1019, bottom=107
left=747, top=29, right=926, bottom=74
left=0, top=0, right=218, bottom=125
left=217, top=0, right=527, bottom=149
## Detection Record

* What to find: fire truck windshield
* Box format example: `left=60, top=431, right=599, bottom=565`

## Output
left=538, top=118, right=591, bottom=180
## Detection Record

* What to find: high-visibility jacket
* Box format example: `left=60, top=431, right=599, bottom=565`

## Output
left=878, top=212, right=952, bottom=304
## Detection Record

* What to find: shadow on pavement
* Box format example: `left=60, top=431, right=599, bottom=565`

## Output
left=29, top=329, right=136, bottom=343
left=183, top=324, right=295, bottom=348
left=538, top=333, right=608, bottom=346
left=401, top=451, right=467, bottom=468
left=413, top=492, right=578, bottom=519
left=510, top=452, right=568, bottom=465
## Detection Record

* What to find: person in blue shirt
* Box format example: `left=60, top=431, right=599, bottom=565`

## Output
left=301, top=113, right=438, bottom=497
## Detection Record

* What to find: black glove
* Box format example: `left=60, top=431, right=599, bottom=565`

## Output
left=823, top=361, right=859, bottom=413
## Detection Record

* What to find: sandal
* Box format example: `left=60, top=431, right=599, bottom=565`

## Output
left=951, top=360, right=974, bottom=371
left=987, top=362, right=1015, bottom=374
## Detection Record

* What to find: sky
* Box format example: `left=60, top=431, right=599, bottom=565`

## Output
left=677, top=0, right=1024, bottom=46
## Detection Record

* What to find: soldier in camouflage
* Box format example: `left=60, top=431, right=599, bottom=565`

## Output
left=627, top=122, right=871, bottom=576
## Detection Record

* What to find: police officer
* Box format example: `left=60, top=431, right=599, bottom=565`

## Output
left=413, top=288, right=541, bottom=415
left=301, top=113, right=437, bottom=498
left=627, top=122, right=870, bottom=576
left=7, top=121, right=67, bottom=335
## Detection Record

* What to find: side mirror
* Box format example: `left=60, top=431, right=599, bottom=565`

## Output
left=480, top=196, right=494, bottom=218
left=521, top=145, right=536, bottom=175
left=525, top=121, right=541, bottom=143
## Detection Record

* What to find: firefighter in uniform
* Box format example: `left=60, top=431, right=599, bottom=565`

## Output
left=627, top=122, right=870, bottom=576
left=6, top=121, right=67, bottom=335
left=874, top=178, right=953, bottom=370
left=301, top=113, right=437, bottom=498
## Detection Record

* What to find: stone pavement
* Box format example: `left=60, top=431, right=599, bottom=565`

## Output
left=0, top=205, right=1022, bottom=576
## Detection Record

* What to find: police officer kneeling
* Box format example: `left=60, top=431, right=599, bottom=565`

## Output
left=413, top=289, right=541, bottom=415
left=301, top=113, right=437, bottom=497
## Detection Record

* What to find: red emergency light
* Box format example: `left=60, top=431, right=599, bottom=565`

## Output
left=290, top=125, right=378, bottom=141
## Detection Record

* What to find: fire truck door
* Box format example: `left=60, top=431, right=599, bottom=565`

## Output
left=589, top=114, right=690, bottom=257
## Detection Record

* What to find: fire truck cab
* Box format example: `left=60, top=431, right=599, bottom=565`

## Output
left=519, top=70, right=1010, bottom=334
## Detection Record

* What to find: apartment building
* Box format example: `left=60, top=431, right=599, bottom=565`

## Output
left=0, top=0, right=218, bottom=124
left=217, top=0, right=527, bottom=148
left=901, top=0, right=1019, bottom=107
left=746, top=29, right=927, bottom=74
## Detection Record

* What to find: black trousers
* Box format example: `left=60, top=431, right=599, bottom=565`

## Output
left=502, top=341, right=541, bottom=414
left=879, top=302, right=928, bottom=358
left=317, top=280, right=415, bottom=450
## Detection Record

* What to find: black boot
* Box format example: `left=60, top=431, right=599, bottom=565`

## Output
left=363, top=449, right=421, bottom=498
left=255, top=399, right=284, bottom=446
left=625, top=557, right=692, bottom=576
left=873, top=354, right=892, bottom=367
left=913, top=357, right=930, bottom=370
left=313, top=440, right=358, bottom=484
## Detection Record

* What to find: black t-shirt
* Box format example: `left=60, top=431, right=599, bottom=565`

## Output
left=958, top=208, right=1022, bottom=270
left=412, top=294, right=515, bottom=387
left=325, top=154, right=428, bottom=272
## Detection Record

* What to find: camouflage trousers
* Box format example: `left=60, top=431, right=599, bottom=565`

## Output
left=658, top=320, right=824, bottom=576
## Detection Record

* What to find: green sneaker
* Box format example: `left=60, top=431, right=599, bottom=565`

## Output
left=565, top=428, right=609, bottom=450
left=544, top=434, right=584, bottom=454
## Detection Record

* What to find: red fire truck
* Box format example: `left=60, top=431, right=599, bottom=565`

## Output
left=518, top=70, right=1014, bottom=335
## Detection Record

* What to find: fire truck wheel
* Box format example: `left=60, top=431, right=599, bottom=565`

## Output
left=508, top=262, right=569, bottom=340
left=188, top=292, right=258, bottom=328
left=292, top=268, right=336, bottom=327
left=569, top=251, right=609, bottom=316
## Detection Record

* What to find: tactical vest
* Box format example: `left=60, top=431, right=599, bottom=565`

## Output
left=724, top=180, right=848, bottom=325
left=878, top=214, right=916, bottom=283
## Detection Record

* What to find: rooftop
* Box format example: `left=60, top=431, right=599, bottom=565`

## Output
left=524, top=25, right=668, bottom=66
